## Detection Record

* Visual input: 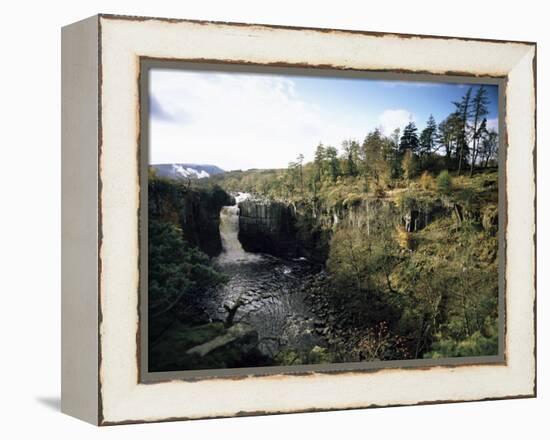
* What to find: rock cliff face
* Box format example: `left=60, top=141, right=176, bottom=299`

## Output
left=238, top=200, right=297, bottom=258
left=399, top=199, right=447, bottom=232
left=237, top=194, right=469, bottom=262
left=237, top=198, right=399, bottom=263
left=148, top=180, right=233, bottom=256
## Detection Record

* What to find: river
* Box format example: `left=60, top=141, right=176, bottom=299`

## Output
left=204, top=193, right=327, bottom=360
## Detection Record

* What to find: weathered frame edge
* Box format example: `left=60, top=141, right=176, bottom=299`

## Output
left=61, top=14, right=101, bottom=425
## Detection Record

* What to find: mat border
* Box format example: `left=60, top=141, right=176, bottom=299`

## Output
left=138, top=60, right=507, bottom=383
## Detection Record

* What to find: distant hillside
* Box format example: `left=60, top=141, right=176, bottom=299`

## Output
left=151, top=163, right=225, bottom=180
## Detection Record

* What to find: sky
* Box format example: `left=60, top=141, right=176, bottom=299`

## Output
left=148, top=68, right=499, bottom=171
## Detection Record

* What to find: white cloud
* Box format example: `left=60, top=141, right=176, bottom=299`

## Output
left=486, top=117, right=499, bottom=133
left=378, top=109, right=414, bottom=135
left=149, top=69, right=372, bottom=170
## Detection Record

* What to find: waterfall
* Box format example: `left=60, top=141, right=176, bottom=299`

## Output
left=218, top=193, right=259, bottom=263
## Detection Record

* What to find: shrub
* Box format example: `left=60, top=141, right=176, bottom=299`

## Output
left=419, top=171, right=435, bottom=190
left=374, top=184, right=386, bottom=198
left=437, top=170, right=453, bottom=193
left=355, top=322, right=410, bottom=361
left=424, top=330, right=498, bottom=358
left=395, top=225, right=414, bottom=250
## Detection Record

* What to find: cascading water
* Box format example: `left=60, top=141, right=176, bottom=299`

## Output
left=217, top=193, right=259, bottom=264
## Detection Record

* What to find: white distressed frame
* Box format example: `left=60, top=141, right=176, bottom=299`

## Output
left=63, top=14, right=536, bottom=425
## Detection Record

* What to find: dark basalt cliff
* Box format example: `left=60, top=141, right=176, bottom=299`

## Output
left=237, top=193, right=489, bottom=263
left=238, top=198, right=402, bottom=263
left=148, top=179, right=233, bottom=257
left=238, top=200, right=298, bottom=258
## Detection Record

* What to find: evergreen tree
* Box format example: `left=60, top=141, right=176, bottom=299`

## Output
left=342, top=140, right=360, bottom=177
left=296, top=153, right=304, bottom=193
left=148, top=220, right=227, bottom=321
left=313, top=143, right=326, bottom=182
left=419, top=115, right=437, bottom=156
left=399, top=122, right=420, bottom=153
left=388, top=128, right=402, bottom=179
left=390, top=128, right=401, bottom=150
left=325, top=146, right=340, bottom=182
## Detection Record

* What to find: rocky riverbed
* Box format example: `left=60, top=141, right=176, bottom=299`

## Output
left=203, top=255, right=328, bottom=363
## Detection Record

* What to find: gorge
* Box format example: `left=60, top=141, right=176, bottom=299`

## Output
left=148, top=165, right=499, bottom=372
left=203, top=192, right=329, bottom=364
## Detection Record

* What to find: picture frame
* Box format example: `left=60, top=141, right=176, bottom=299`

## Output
left=61, top=14, right=536, bottom=425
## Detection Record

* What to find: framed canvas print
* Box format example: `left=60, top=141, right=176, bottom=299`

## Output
left=61, top=14, right=537, bottom=425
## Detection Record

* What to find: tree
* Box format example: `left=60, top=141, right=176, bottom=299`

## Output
left=399, top=122, right=420, bottom=153
left=313, top=143, right=326, bottom=182
left=419, top=115, right=437, bottom=157
left=286, top=160, right=299, bottom=196
left=401, top=150, right=418, bottom=182
left=390, top=128, right=401, bottom=150
left=453, top=87, right=473, bottom=175
left=469, top=86, right=490, bottom=176
left=342, top=140, right=360, bottom=177
left=479, top=129, right=498, bottom=168
left=148, top=220, right=227, bottom=340
left=325, top=146, right=340, bottom=182
left=295, top=153, right=305, bottom=193
left=388, top=128, right=402, bottom=179
left=437, top=112, right=462, bottom=169
left=363, top=128, right=391, bottom=188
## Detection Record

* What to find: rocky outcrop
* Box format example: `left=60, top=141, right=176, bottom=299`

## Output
left=238, top=200, right=298, bottom=258
left=401, top=202, right=446, bottom=232
left=149, top=179, right=233, bottom=256
left=237, top=195, right=452, bottom=262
